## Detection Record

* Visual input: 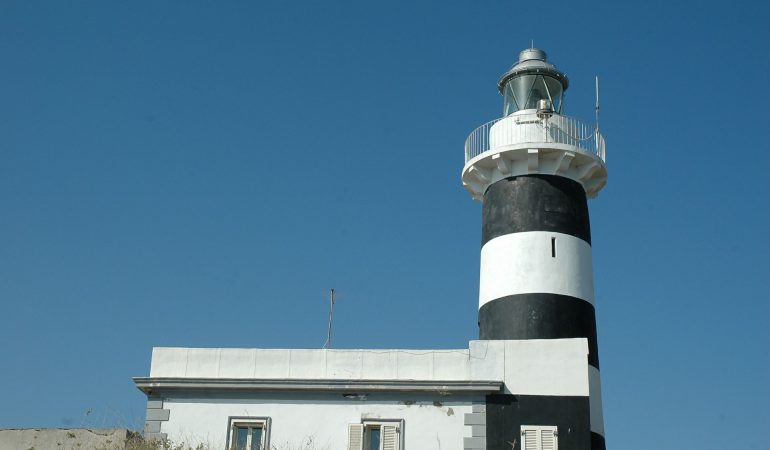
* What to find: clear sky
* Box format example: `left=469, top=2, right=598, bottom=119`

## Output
left=1, top=1, right=768, bottom=448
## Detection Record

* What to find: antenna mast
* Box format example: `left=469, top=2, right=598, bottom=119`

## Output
left=323, top=288, right=335, bottom=349
left=595, top=76, right=601, bottom=132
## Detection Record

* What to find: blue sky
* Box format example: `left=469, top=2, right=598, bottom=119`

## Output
left=1, top=1, right=768, bottom=448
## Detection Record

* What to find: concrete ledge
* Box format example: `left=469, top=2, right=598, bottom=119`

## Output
left=464, top=436, right=486, bottom=449
left=464, top=412, right=486, bottom=425
left=471, top=425, right=486, bottom=437
left=145, top=409, right=170, bottom=421
left=134, top=377, right=503, bottom=394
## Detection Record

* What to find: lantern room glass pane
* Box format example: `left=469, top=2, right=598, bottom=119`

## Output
left=544, top=76, right=564, bottom=112
left=504, top=75, right=536, bottom=115
left=526, top=76, right=550, bottom=109
left=503, top=75, right=564, bottom=115
left=503, top=82, right=518, bottom=116
left=513, top=75, right=536, bottom=107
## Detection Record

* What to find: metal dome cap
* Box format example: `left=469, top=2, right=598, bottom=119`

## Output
left=497, top=48, right=569, bottom=94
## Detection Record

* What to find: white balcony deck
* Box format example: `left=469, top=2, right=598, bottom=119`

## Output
left=461, top=112, right=608, bottom=201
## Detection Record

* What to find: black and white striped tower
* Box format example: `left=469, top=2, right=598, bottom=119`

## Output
left=462, top=49, right=608, bottom=450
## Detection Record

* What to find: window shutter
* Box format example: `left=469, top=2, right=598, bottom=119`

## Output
left=522, top=429, right=539, bottom=450
left=521, top=426, right=558, bottom=450
left=540, top=427, right=557, bottom=450
left=347, top=424, right=364, bottom=450
left=381, top=425, right=398, bottom=450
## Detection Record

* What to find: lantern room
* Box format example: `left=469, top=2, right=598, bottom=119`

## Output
left=499, top=48, right=569, bottom=116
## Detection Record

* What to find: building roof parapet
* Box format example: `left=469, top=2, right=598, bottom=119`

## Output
left=138, top=340, right=592, bottom=397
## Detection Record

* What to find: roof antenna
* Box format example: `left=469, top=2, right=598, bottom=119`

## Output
left=323, top=288, right=335, bottom=349
left=595, top=76, right=601, bottom=132
left=531, top=39, right=534, bottom=49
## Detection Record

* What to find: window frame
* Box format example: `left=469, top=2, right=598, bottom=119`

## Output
left=520, top=424, right=558, bottom=450
left=225, top=416, right=271, bottom=450
left=349, top=419, right=403, bottom=450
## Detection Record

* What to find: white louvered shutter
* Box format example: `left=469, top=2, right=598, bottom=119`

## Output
left=381, top=425, right=399, bottom=450
left=521, top=426, right=557, bottom=450
left=522, top=428, right=539, bottom=450
left=347, top=424, right=364, bottom=450
left=540, top=427, right=557, bottom=450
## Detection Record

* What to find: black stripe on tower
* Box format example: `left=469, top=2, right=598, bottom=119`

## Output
left=479, top=293, right=600, bottom=368
left=481, top=174, right=591, bottom=247
left=486, top=394, right=600, bottom=450
left=592, top=432, right=607, bottom=450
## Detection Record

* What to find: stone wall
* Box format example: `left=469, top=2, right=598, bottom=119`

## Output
left=0, top=428, right=137, bottom=450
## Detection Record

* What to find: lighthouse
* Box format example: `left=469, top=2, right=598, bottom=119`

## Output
left=462, top=48, right=608, bottom=450
left=133, top=47, right=610, bottom=450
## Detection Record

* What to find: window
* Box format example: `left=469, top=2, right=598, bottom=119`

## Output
left=347, top=421, right=402, bottom=450
left=521, top=425, right=558, bottom=450
left=227, top=417, right=270, bottom=450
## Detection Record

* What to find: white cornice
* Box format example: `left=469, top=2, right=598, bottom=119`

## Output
left=133, top=377, right=503, bottom=395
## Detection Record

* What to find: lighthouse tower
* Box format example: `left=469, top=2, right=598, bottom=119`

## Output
left=462, top=49, right=608, bottom=450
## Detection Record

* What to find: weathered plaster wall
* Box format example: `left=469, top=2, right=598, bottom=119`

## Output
left=139, top=339, right=591, bottom=449
left=161, top=392, right=478, bottom=450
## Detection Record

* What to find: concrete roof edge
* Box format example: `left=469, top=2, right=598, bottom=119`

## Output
left=132, top=377, right=503, bottom=394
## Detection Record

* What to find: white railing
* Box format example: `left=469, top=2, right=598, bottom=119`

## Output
left=464, top=114, right=606, bottom=163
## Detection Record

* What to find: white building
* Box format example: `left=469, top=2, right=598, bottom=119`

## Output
left=135, top=340, right=593, bottom=449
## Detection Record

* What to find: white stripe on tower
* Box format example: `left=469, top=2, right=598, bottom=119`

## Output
left=479, top=231, right=595, bottom=308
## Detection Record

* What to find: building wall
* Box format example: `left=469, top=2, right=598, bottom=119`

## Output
left=138, top=339, right=593, bottom=449
left=159, top=392, right=479, bottom=450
